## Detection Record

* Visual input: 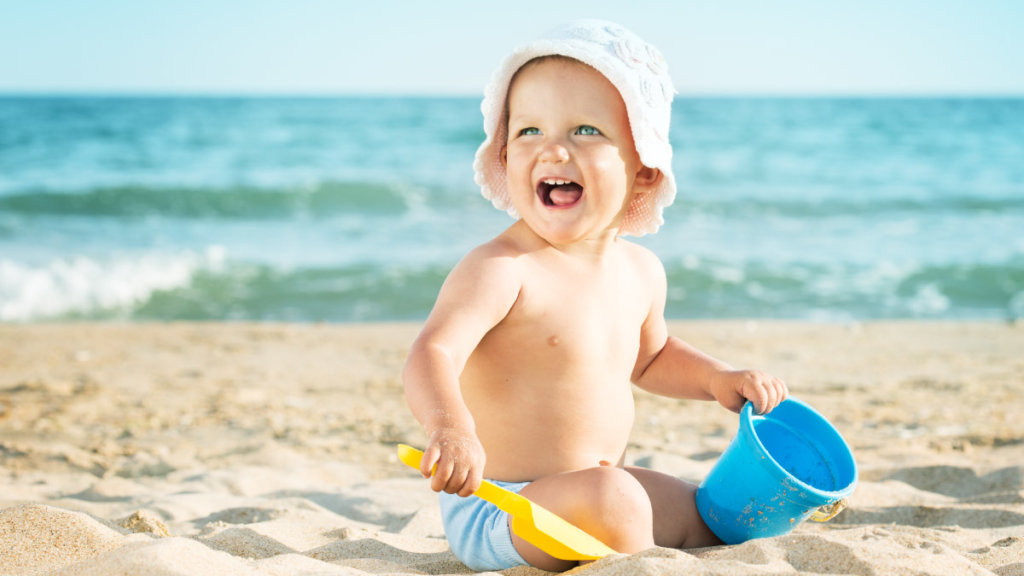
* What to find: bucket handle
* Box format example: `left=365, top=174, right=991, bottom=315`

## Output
left=809, top=499, right=848, bottom=522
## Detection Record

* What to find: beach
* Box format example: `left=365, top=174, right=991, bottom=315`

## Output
left=2, top=320, right=1022, bottom=575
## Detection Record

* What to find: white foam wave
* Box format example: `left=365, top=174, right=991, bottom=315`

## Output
left=0, top=247, right=225, bottom=321
left=904, top=283, right=951, bottom=316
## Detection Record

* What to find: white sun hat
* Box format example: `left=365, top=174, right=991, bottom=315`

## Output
left=473, top=19, right=677, bottom=236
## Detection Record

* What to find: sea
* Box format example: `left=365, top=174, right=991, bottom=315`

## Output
left=1, top=95, right=1022, bottom=323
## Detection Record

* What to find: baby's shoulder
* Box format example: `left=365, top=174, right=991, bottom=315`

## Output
left=463, top=223, right=545, bottom=263
left=618, top=239, right=665, bottom=277
left=465, top=232, right=529, bottom=263
left=451, top=233, right=529, bottom=282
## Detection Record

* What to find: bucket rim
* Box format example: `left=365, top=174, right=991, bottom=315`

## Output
left=739, top=396, right=858, bottom=500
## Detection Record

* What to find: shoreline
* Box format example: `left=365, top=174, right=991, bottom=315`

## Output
left=2, top=320, right=1023, bottom=575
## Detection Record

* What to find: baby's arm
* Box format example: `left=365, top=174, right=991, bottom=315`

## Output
left=630, top=252, right=787, bottom=413
left=403, top=243, right=520, bottom=496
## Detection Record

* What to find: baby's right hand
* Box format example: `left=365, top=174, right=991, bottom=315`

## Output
left=420, top=428, right=485, bottom=497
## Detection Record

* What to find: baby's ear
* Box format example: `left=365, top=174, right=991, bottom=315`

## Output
left=500, top=145, right=508, bottom=168
left=634, top=165, right=662, bottom=192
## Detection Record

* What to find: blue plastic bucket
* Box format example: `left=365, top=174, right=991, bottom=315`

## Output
left=695, top=397, right=857, bottom=544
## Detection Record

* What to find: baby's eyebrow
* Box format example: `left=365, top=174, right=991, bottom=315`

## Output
left=507, top=112, right=538, bottom=123
left=506, top=115, right=528, bottom=128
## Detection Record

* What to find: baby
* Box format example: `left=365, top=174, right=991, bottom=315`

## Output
left=403, top=20, right=787, bottom=572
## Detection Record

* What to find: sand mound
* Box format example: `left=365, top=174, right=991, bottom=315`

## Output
left=1, top=504, right=125, bottom=575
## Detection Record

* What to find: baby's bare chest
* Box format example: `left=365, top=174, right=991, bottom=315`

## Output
left=489, top=275, right=647, bottom=369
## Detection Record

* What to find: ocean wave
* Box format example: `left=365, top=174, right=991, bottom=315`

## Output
left=129, top=262, right=450, bottom=322
left=0, top=181, right=420, bottom=219
left=671, top=189, right=1024, bottom=219
left=4, top=181, right=1018, bottom=224
left=0, top=248, right=225, bottom=321
left=663, top=256, right=1024, bottom=320
left=0, top=253, right=451, bottom=322
left=3, top=249, right=1020, bottom=322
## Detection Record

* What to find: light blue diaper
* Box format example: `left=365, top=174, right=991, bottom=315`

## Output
left=438, top=480, right=531, bottom=571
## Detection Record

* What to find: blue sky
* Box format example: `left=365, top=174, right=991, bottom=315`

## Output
left=2, top=0, right=1022, bottom=95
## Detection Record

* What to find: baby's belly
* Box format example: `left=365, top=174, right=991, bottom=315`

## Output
left=468, top=379, right=637, bottom=481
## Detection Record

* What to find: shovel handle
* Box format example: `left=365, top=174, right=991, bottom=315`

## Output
left=397, top=444, right=431, bottom=473
left=396, top=444, right=513, bottom=508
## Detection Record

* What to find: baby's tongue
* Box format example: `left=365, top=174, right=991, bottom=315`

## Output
left=549, top=183, right=583, bottom=206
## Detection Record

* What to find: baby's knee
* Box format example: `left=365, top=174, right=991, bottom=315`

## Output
left=581, top=467, right=654, bottom=551
left=590, top=467, right=651, bottom=511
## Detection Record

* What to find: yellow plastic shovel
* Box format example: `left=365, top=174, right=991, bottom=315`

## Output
left=397, top=444, right=617, bottom=561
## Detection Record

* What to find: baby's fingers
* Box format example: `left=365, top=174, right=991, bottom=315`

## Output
left=445, top=465, right=472, bottom=496
left=753, top=373, right=788, bottom=414
left=740, top=371, right=773, bottom=414
left=750, top=388, right=770, bottom=414
left=435, top=457, right=478, bottom=496
left=419, top=445, right=440, bottom=479
left=429, top=456, right=456, bottom=493
left=771, top=376, right=789, bottom=409
left=457, top=466, right=483, bottom=498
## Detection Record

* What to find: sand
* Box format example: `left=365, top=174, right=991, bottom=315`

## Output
left=1, top=321, right=1022, bottom=575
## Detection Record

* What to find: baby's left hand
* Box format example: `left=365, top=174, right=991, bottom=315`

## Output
left=710, top=369, right=788, bottom=414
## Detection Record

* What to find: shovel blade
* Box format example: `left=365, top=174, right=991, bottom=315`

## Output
left=397, top=444, right=616, bottom=561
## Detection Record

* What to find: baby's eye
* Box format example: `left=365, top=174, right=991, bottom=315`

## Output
left=518, top=127, right=541, bottom=136
left=575, top=125, right=601, bottom=136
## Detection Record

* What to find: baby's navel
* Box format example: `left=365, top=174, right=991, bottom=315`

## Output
left=547, top=335, right=560, bottom=347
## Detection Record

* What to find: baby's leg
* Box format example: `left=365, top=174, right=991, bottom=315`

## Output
left=511, top=466, right=656, bottom=571
left=625, top=466, right=721, bottom=549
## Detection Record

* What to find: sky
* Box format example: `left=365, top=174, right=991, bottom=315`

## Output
left=2, top=0, right=1023, bottom=96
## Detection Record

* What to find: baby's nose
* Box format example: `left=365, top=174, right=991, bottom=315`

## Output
left=539, top=142, right=570, bottom=163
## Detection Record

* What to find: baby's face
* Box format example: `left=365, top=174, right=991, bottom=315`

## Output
left=503, top=57, right=646, bottom=244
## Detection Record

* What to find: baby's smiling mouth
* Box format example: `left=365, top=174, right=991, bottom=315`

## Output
left=537, top=178, right=584, bottom=207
